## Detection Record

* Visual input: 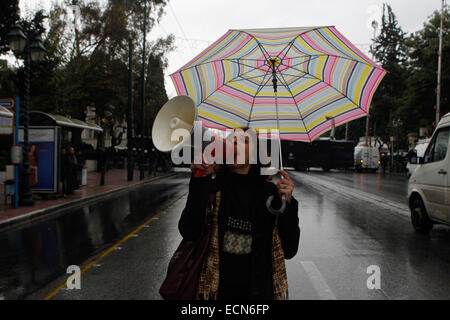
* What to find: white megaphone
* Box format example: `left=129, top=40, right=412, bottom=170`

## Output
left=151, top=95, right=286, bottom=213
left=152, top=95, right=230, bottom=178
left=152, top=95, right=198, bottom=152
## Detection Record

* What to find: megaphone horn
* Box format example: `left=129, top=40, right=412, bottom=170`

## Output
left=152, top=95, right=231, bottom=177
left=152, top=95, right=198, bottom=152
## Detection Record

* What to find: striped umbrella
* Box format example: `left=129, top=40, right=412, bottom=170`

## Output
left=170, top=27, right=385, bottom=142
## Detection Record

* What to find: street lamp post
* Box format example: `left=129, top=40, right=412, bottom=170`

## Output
left=140, top=0, right=148, bottom=181
left=7, top=25, right=47, bottom=206
left=127, top=37, right=134, bottom=181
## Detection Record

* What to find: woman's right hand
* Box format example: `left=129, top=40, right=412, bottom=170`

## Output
left=190, top=163, right=218, bottom=177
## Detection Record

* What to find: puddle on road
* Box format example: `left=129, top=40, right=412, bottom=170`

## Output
left=0, top=179, right=186, bottom=300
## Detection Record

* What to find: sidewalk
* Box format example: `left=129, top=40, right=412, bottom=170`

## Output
left=0, top=169, right=175, bottom=226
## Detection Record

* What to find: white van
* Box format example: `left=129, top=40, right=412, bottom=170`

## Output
left=354, top=146, right=380, bottom=173
left=408, top=113, right=450, bottom=233
left=406, top=138, right=430, bottom=178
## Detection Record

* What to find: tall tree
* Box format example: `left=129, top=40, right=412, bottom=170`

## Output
left=400, top=5, right=449, bottom=133
left=370, top=4, right=408, bottom=143
left=0, top=0, right=20, bottom=54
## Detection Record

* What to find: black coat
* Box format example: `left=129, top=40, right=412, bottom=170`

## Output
left=178, top=171, right=300, bottom=300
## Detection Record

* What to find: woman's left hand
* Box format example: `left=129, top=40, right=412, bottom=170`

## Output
left=276, top=169, right=294, bottom=203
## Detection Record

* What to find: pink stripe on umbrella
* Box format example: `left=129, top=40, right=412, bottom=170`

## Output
left=218, top=35, right=253, bottom=60
left=323, top=56, right=338, bottom=85
left=301, top=33, right=336, bottom=56
left=309, top=108, right=365, bottom=139
left=175, top=30, right=234, bottom=72
left=328, top=26, right=379, bottom=68
left=170, top=73, right=187, bottom=96
left=219, top=86, right=254, bottom=104
left=360, top=69, right=385, bottom=112
left=294, top=82, right=329, bottom=104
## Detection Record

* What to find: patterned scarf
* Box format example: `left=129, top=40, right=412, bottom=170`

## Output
left=196, top=191, right=289, bottom=300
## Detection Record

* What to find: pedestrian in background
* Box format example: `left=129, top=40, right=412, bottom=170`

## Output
left=76, top=150, right=86, bottom=187
left=60, top=148, right=68, bottom=197
left=67, top=147, right=77, bottom=194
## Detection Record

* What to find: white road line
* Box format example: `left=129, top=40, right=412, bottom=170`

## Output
left=291, top=172, right=410, bottom=218
left=301, top=261, right=337, bottom=300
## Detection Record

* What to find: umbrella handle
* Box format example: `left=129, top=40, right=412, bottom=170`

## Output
left=266, top=194, right=287, bottom=215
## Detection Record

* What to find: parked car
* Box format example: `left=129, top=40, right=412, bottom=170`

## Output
left=354, top=146, right=380, bottom=173
left=408, top=112, right=450, bottom=233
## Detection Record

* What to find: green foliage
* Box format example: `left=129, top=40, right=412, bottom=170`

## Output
left=399, top=6, right=450, bottom=130
left=368, top=3, right=449, bottom=148
left=1, top=0, right=174, bottom=150
left=370, top=4, right=407, bottom=142
left=0, top=0, right=20, bottom=54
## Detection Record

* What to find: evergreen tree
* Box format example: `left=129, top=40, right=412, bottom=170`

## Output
left=400, top=5, right=449, bottom=133
left=0, top=0, right=20, bottom=54
left=370, top=4, right=407, bottom=143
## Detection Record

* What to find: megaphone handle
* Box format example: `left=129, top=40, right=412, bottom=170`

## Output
left=193, top=169, right=206, bottom=178
left=266, top=194, right=287, bottom=215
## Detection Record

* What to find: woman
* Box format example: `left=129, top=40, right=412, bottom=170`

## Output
left=29, top=144, right=39, bottom=187
left=178, top=129, right=300, bottom=300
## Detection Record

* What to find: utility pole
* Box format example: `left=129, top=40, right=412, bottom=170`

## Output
left=436, top=0, right=444, bottom=126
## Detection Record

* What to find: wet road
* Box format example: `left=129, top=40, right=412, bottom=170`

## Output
left=27, top=169, right=450, bottom=300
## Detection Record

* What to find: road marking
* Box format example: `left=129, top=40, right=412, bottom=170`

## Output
left=301, top=261, right=337, bottom=300
left=291, top=172, right=410, bottom=217
left=43, top=192, right=188, bottom=300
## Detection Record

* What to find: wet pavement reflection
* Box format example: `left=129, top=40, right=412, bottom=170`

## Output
left=0, top=174, right=189, bottom=300
left=2, top=169, right=450, bottom=300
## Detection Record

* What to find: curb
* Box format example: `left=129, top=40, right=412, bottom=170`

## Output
left=0, top=172, right=178, bottom=231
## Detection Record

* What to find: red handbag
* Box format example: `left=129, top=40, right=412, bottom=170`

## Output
left=159, top=202, right=213, bottom=300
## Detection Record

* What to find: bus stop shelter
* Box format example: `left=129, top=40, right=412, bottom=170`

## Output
left=0, top=106, right=14, bottom=135
left=17, top=111, right=103, bottom=194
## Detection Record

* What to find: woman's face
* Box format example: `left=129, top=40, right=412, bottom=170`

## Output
left=227, top=130, right=256, bottom=169
left=30, top=145, right=36, bottom=152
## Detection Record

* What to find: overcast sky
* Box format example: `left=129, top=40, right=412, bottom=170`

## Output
left=18, top=0, right=445, bottom=98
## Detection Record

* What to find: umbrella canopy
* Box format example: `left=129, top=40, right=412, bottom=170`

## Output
left=170, top=27, right=385, bottom=142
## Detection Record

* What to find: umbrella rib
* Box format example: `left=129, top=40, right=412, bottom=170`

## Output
left=275, top=40, right=297, bottom=61
left=274, top=66, right=312, bottom=142
left=247, top=70, right=273, bottom=126
left=198, top=63, right=269, bottom=106
left=290, top=41, right=378, bottom=70
left=276, top=73, right=316, bottom=86
left=283, top=26, right=376, bottom=68
left=232, top=29, right=271, bottom=61
left=227, top=59, right=269, bottom=72
left=273, top=26, right=332, bottom=62
left=231, top=74, right=271, bottom=82
left=279, top=61, right=363, bottom=110
left=170, top=58, right=259, bottom=75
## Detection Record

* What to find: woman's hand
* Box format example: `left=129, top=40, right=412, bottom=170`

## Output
left=276, top=169, right=294, bottom=203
